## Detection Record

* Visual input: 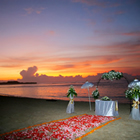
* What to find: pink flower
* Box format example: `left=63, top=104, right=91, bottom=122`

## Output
left=1, top=114, right=115, bottom=140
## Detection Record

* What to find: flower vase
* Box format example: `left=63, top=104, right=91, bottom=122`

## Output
left=66, top=94, right=74, bottom=113
left=130, top=96, right=140, bottom=120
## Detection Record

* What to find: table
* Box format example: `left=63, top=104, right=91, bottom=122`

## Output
left=95, top=100, right=119, bottom=116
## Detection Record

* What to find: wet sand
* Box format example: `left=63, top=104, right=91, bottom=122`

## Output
left=0, top=96, right=140, bottom=140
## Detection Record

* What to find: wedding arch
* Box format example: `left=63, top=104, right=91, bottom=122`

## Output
left=92, top=70, right=129, bottom=97
left=92, top=70, right=140, bottom=119
left=97, top=70, right=129, bottom=87
left=92, top=70, right=131, bottom=108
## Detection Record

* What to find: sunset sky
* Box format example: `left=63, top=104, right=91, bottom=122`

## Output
left=0, top=0, right=140, bottom=81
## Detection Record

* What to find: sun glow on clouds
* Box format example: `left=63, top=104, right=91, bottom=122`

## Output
left=0, top=0, right=140, bottom=81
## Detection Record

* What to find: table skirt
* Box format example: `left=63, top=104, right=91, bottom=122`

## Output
left=95, top=100, right=119, bottom=116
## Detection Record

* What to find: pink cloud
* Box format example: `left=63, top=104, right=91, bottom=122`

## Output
left=19, top=66, right=38, bottom=82
left=72, top=0, right=121, bottom=7
left=49, top=30, right=55, bottom=35
left=36, top=10, right=41, bottom=14
left=72, top=0, right=108, bottom=7
left=24, top=7, right=45, bottom=14
left=88, top=20, right=96, bottom=26
left=105, top=39, right=140, bottom=52
left=105, top=17, right=114, bottom=23
left=44, top=30, right=56, bottom=36
left=36, top=7, right=45, bottom=14
left=115, top=10, right=125, bottom=15
left=121, top=31, right=140, bottom=36
left=20, top=66, right=38, bottom=78
left=24, top=8, right=34, bottom=14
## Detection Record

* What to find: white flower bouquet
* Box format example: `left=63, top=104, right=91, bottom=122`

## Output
left=101, top=96, right=111, bottom=101
left=125, top=85, right=140, bottom=100
left=67, top=85, right=77, bottom=98
left=92, top=87, right=99, bottom=99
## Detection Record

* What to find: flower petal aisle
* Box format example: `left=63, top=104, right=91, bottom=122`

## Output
left=0, top=114, right=121, bottom=140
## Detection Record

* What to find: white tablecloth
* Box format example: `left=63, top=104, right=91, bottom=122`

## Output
left=95, top=100, right=119, bottom=116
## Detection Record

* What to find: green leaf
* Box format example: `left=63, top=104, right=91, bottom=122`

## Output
left=67, top=85, right=77, bottom=97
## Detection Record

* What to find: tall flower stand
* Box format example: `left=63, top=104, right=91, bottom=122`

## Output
left=130, top=96, right=140, bottom=120
left=66, top=94, right=75, bottom=113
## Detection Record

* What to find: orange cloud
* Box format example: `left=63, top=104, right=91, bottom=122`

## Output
left=0, top=56, right=44, bottom=69
left=45, top=55, right=123, bottom=76
left=0, top=64, right=22, bottom=68
left=80, top=57, right=122, bottom=65
left=51, top=64, right=76, bottom=70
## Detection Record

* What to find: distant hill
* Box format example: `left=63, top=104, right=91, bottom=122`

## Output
left=0, top=81, right=37, bottom=85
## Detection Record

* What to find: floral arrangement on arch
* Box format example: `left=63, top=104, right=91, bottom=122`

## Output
left=92, top=70, right=123, bottom=100
left=101, top=70, right=123, bottom=81
left=125, top=85, right=140, bottom=100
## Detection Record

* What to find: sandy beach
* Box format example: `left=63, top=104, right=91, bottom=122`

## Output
left=0, top=96, right=140, bottom=140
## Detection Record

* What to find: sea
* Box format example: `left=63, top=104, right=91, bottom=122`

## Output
left=0, top=80, right=130, bottom=103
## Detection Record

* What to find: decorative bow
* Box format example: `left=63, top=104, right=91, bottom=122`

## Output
left=115, top=101, right=118, bottom=111
left=132, top=100, right=140, bottom=109
left=70, top=99, right=74, bottom=104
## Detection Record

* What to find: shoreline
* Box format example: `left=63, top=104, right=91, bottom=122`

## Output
left=0, top=94, right=131, bottom=104
left=0, top=95, right=140, bottom=139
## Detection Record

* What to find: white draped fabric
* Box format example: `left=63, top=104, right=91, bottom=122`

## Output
left=95, top=100, right=119, bottom=116
left=66, top=94, right=74, bottom=113
left=129, top=96, right=140, bottom=120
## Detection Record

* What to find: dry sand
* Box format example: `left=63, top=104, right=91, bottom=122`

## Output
left=0, top=96, right=140, bottom=140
